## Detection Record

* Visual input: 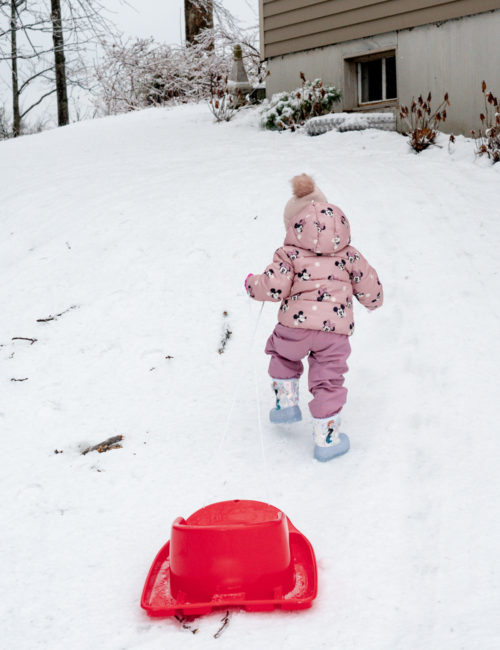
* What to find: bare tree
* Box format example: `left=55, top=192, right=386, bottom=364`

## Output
left=50, top=0, right=68, bottom=125
left=10, top=0, right=21, bottom=135
left=0, top=0, right=120, bottom=134
left=0, top=1, right=57, bottom=136
left=44, top=0, right=120, bottom=126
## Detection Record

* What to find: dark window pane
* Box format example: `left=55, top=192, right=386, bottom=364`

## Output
left=385, top=55, right=397, bottom=99
left=361, top=59, right=382, bottom=102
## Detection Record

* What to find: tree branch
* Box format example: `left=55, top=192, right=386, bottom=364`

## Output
left=20, top=87, right=57, bottom=118
left=19, top=66, right=53, bottom=93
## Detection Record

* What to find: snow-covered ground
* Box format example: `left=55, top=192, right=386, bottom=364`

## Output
left=1, top=104, right=499, bottom=649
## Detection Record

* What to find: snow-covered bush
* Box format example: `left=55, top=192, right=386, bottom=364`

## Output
left=260, top=73, right=342, bottom=131
left=94, top=17, right=263, bottom=114
left=472, top=81, right=500, bottom=164
left=399, top=92, right=450, bottom=152
left=94, top=37, right=222, bottom=112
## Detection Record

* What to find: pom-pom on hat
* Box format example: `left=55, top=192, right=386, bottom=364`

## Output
left=283, top=174, right=327, bottom=230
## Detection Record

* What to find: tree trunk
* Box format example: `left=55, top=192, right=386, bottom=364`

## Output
left=50, top=0, right=69, bottom=126
left=10, top=0, right=20, bottom=137
left=184, top=0, right=213, bottom=45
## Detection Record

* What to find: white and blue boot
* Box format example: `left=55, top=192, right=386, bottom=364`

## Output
left=313, top=413, right=350, bottom=461
left=269, top=378, right=302, bottom=424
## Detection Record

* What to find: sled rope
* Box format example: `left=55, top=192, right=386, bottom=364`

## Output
left=208, top=301, right=270, bottom=503
left=214, top=302, right=264, bottom=461
left=250, top=303, right=271, bottom=501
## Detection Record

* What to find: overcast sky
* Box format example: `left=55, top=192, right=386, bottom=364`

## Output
left=105, top=0, right=259, bottom=44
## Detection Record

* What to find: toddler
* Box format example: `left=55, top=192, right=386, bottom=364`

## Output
left=245, top=174, right=383, bottom=461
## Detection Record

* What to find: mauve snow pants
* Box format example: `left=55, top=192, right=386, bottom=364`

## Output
left=265, top=323, right=351, bottom=419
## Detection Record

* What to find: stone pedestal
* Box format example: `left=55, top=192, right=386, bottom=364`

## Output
left=228, top=45, right=252, bottom=101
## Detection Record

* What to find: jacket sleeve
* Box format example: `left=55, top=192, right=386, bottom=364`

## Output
left=246, top=248, right=294, bottom=303
left=347, top=248, right=384, bottom=311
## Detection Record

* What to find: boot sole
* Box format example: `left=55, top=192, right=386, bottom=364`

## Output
left=314, top=434, right=350, bottom=461
left=269, top=405, right=302, bottom=424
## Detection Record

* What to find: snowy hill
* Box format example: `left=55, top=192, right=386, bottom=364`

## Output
left=1, top=104, right=499, bottom=649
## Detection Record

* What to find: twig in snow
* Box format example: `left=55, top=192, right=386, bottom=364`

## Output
left=11, top=337, right=38, bottom=345
left=81, top=435, right=124, bottom=455
left=11, top=377, right=28, bottom=382
left=214, top=611, right=231, bottom=639
left=165, top=355, right=174, bottom=360
left=37, top=305, right=79, bottom=323
left=174, top=614, right=199, bottom=634
left=218, top=311, right=232, bottom=354
left=218, top=328, right=232, bottom=354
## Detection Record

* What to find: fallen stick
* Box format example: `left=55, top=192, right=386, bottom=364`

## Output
left=81, top=435, right=124, bottom=455
left=218, top=311, right=232, bottom=354
left=174, top=614, right=199, bottom=634
left=37, top=305, right=78, bottom=323
left=218, top=327, right=232, bottom=354
left=11, top=337, right=38, bottom=345
left=214, top=611, right=231, bottom=639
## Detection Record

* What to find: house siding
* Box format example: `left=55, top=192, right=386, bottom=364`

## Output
left=260, top=0, right=500, bottom=58
left=264, top=10, right=500, bottom=136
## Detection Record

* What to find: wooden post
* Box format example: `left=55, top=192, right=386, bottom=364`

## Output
left=184, top=0, right=213, bottom=45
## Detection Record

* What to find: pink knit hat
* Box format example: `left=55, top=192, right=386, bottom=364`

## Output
left=283, top=174, right=327, bottom=230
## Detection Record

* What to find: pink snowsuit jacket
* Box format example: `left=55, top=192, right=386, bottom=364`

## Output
left=247, top=201, right=383, bottom=335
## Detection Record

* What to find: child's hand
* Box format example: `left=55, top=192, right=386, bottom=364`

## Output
left=244, top=273, right=253, bottom=291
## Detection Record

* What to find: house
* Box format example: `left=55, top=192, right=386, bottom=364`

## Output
left=259, top=1, right=500, bottom=134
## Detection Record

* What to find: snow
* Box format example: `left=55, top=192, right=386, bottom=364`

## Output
left=1, top=103, right=500, bottom=649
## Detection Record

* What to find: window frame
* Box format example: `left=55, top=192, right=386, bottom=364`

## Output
left=357, top=54, right=396, bottom=105
left=343, top=49, right=398, bottom=111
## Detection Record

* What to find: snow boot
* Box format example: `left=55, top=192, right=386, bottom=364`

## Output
left=269, top=378, right=302, bottom=424
left=313, top=413, right=350, bottom=461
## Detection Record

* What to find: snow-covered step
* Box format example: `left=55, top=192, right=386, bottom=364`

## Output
left=305, top=111, right=396, bottom=136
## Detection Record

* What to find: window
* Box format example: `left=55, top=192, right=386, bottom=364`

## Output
left=357, top=53, right=397, bottom=104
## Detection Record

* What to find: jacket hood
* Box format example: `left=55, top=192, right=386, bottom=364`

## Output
left=283, top=201, right=351, bottom=254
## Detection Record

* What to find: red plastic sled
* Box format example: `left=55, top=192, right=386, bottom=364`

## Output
left=141, top=499, right=317, bottom=616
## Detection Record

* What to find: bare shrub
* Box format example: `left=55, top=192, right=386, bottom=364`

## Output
left=399, top=92, right=450, bottom=152
left=208, top=73, right=242, bottom=122
left=0, top=105, right=10, bottom=140
left=471, top=81, right=500, bottom=164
